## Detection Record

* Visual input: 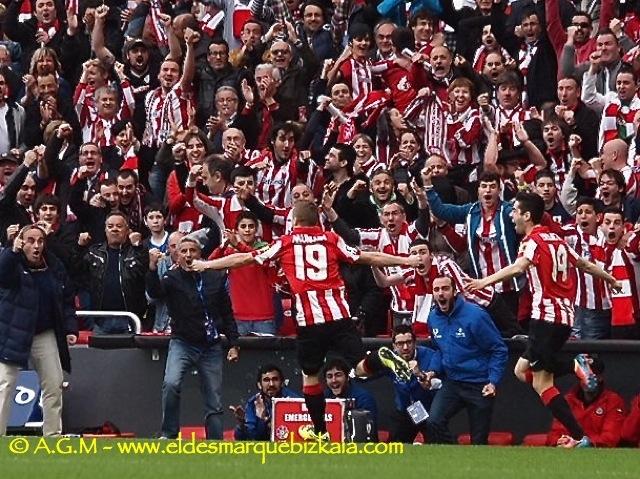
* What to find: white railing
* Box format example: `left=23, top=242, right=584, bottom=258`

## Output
left=75, top=311, right=142, bottom=334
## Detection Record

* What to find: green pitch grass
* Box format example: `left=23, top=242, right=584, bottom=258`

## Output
left=1, top=438, right=639, bottom=479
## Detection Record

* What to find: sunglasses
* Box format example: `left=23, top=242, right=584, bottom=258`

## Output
left=572, top=22, right=591, bottom=29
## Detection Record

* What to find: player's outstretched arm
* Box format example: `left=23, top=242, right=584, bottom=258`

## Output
left=190, top=253, right=255, bottom=272
left=465, top=257, right=530, bottom=291
left=357, top=251, right=421, bottom=268
left=576, top=258, right=622, bottom=292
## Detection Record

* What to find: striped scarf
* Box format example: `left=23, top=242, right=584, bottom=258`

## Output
left=606, top=246, right=635, bottom=326
left=600, top=96, right=640, bottom=147
left=200, top=11, right=225, bottom=37
left=150, top=0, right=168, bottom=46
left=473, top=45, right=511, bottom=73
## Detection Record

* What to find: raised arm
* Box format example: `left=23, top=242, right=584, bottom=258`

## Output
left=91, top=4, right=116, bottom=66
left=465, top=256, right=531, bottom=291
left=357, top=251, right=420, bottom=268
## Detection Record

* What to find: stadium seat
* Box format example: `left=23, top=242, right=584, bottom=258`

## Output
left=413, top=322, right=430, bottom=338
left=457, top=431, right=514, bottom=445
left=223, top=429, right=236, bottom=441
left=521, top=434, right=549, bottom=447
left=378, top=430, right=390, bottom=443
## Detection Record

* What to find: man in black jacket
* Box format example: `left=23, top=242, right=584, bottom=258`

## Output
left=72, top=211, right=148, bottom=333
left=146, top=236, right=240, bottom=440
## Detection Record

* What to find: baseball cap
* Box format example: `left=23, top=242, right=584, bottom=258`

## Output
left=123, top=38, right=150, bottom=56
left=0, top=151, right=19, bottom=164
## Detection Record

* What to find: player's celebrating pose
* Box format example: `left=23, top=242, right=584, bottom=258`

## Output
left=466, top=193, right=621, bottom=448
left=191, top=201, right=420, bottom=441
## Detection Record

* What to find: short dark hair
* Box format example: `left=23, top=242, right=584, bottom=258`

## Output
left=293, top=201, right=320, bottom=226
left=117, top=168, right=139, bottom=184
left=558, top=74, right=582, bottom=89
left=106, top=210, right=128, bottom=223
left=256, top=364, right=284, bottom=384
left=534, top=169, right=555, bottom=184
left=235, top=210, right=259, bottom=228
left=478, top=171, right=501, bottom=184
left=333, top=143, right=356, bottom=174
left=600, top=169, right=626, bottom=193
left=348, top=23, right=372, bottom=42
left=270, top=122, right=299, bottom=145
left=98, top=178, right=118, bottom=189
left=322, top=358, right=350, bottom=377
left=230, top=165, right=255, bottom=184
left=209, top=38, right=230, bottom=53
left=144, top=203, right=165, bottom=217
left=617, top=64, right=638, bottom=83
left=34, top=193, right=61, bottom=214
left=514, top=192, right=545, bottom=225
left=392, top=324, right=416, bottom=342
left=391, top=27, right=414, bottom=52
left=575, top=196, right=601, bottom=212
left=410, top=238, right=430, bottom=249
left=601, top=206, right=624, bottom=221
left=408, top=10, right=435, bottom=28
left=206, top=158, right=233, bottom=183
left=496, top=70, right=523, bottom=91
left=597, top=28, right=620, bottom=43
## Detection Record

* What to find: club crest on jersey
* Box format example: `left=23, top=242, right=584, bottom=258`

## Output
left=275, top=425, right=289, bottom=440
left=455, top=327, right=466, bottom=338
left=595, top=407, right=604, bottom=416
left=432, top=328, right=441, bottom=339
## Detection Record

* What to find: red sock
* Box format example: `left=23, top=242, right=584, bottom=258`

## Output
left=302, top=383, right=323, bottom=396
left=540, top=386, right=560, bottom=406
left=524, top=370, right=534, bottom=384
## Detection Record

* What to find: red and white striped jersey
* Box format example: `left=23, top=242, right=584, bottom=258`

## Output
left=142, top=85, right=191, bottom=148
left=338, top=57, right=374, bottom=101
left=254, top=226, right=360, bottom=327
left=409, top=254, right=495, bottom=327
left=547, top=148, right=570, bottom=193
left=186, top=187, right=247, bottom=232
left=493, top=105, right=531, bottom=150
left=519, top=225, right=579, bottom=325
left=74, top=81, right=135, bottom=146
left=605, top=243, right=637, bottom=327
left=444, top=106, right=483, bottom=168
left=357, top=222, right=423, bottom=313
left=246, top=150, right=323, bottom=209
left=476, top=211, right=513, bottom=293
left=562, top=225, right=610, bottom=310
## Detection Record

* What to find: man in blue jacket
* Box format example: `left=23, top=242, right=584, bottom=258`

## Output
left=388, top=324, right=439, bottom=443
left=424, top=169, right=522, bottom=316
left=231, top=364, right=300, bottom=441
left=0, top=224, right=78, bottom=436
left=424, top=275, right=508, bottom=445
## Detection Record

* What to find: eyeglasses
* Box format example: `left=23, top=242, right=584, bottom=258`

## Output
left=216, top=97, right=238, bottom=103
left=572, top=22, right=591, bottom=29
left=208, top=51, right=227, bottom=57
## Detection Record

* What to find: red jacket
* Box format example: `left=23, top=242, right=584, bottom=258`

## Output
left=547, top=386, right=626, bottom=447
left=621, top=394, right=640, bottom=446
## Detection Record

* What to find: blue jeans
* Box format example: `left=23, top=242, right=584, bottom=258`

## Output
left=427, top=380, right=494, bottom=445
left=161, top=338, right=223, bottom=439
left=573, top=307, right=611, bottom=340
left=236, top=320, right=276, bottom=335
left=148, top=162, right=171, bottom=204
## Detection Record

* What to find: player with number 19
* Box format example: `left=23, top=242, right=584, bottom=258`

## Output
left=465, top=192, right=622, bottom=449
left=190, top=201, right=422, bottom=441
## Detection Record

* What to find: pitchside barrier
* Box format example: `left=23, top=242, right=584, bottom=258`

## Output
left=48, top=335, right=640, bottom=442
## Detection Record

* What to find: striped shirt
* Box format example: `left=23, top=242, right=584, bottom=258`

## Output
left=255, top=226, right=360, bottom=327
left=142, top=85, right=191, bottom=148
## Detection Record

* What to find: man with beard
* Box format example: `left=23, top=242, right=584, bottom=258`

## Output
left=246, top=122, right=322, bottom=211
left=231, top=364, right=300, bottom=440
left=465, top=192, right=621, bottom=447
left=0, top=224, right=78, bottom=436
left=424, top=275, right=508, bottom=445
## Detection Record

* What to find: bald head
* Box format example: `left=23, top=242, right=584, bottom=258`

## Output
left=601, top=139, right=629, bottom=170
